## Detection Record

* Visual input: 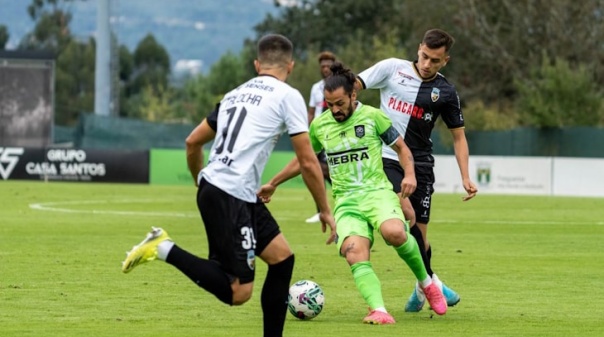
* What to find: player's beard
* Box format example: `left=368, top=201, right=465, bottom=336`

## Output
left=333, top=102, right=355, bottom=123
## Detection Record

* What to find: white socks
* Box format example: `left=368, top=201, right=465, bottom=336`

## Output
left=157, top=240, right=174, bottom=261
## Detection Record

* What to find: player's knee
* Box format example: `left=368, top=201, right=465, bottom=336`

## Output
left=341, top=244, right=366, bottom=265
left=381, top=224, right=408, bottom=246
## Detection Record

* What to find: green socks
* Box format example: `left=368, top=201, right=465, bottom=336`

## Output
left=351, top=261, right=385, bottom=310
left=394, top=234, right=428, bottom=282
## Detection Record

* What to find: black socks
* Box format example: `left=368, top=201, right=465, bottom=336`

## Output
left=262, top=254, right=294, bottom=337
left=165, top=244, right=233, bottom=305
left=410, top=224, right=433, bottom=276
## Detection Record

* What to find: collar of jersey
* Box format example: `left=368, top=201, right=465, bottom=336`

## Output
left=412, top=61, right=438, bottom=82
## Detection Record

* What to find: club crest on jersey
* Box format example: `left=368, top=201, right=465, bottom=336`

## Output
left=247, top=250, right=255, bottom=270
left=354, top=125, right=365, bottom=138
left=431, top=87, right=440, bottom=102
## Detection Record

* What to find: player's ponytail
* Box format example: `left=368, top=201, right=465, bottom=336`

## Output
left=324, top=62, right=356, bottom=95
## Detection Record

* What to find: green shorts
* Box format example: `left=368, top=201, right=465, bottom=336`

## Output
left=334, top=189, right=406, bottom=254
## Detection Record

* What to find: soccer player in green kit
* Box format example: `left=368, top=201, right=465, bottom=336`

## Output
left=257, top=62, right=447, bottom=324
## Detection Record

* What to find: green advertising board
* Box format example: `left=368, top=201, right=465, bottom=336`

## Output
left=150, top=149, right=307, bottom=188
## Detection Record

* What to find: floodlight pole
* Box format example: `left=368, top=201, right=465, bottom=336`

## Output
left=94, top=0, right=111, bottom=116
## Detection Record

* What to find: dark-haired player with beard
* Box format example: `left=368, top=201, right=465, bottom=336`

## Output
left=258, top=62, right=447, bottom=325
left=356, top=28, right=478, bottom=312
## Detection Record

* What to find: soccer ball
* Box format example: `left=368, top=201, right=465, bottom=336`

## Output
left=287, top=280, right=325, bottom=320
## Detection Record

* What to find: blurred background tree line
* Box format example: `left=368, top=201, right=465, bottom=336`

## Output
left=1, top=0, right=602, bottom=130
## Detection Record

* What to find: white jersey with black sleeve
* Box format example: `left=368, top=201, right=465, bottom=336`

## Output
left=200, top=75, right=309, bottom=202
left=358, top=58, right=464, bottom=165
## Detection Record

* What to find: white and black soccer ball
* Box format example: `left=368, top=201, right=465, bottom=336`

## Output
left=287, top=280, right=325, bottom=320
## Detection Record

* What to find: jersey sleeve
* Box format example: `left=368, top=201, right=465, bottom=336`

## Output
left=358, top=58, right=398, bottom=90
left=206, top=102, right=220, bottom=131
left=441, top=86, right=465, bottom=129
left=283, top=89, right=310, bottom=135
left=374, top=108, right=399, bottom=146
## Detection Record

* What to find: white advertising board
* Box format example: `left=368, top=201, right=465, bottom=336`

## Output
left=433, top=155, right=553, bottom=195
left=552, top=158, right=604, bottom=197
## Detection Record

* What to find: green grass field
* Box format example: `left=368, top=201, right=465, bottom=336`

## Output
left=1, top=181, right=603, bottom=337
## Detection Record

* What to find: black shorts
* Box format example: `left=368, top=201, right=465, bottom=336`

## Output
left=197, top=179, right=281, bottom=284
left=382, top=158, right=435, bottom=224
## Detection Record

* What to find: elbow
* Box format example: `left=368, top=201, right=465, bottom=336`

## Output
left=185, top=135, right=199, bottom=150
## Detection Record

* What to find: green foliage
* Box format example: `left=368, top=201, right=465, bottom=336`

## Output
left=135, top=85, right=173, bottom=122
left=0, top=25, right=9, bottom=49
left=54, top=38, right=95, bottom=125
left=205, top=51, right=247, bottom=95
left=515, top=56, right=604, bottom=127
left=461, top=100, right=520, bottom=131
left=20, top=0, right=74, bottom=52
left=128, top=34, right=171, bottom=96
left=255, top=0, right=408, bottom=60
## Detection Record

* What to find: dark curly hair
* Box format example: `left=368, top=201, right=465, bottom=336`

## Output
left=324, top=62, right=356, bottom=95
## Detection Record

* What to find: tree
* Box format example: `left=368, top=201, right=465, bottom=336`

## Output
left=127, top=34, right=171, bottom=96
left=449, top=0, right=604, bottom=103
left=515, top=55, right=603, bottom=127
left=0, top=25, right=9, bottom=49
left=54, top=38, right=96, bottom=125
left=19, top=0, right=79, bottom=53
left=254, top=0, right=408, bottom=61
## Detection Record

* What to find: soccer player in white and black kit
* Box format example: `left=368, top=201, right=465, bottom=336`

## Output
left=305, top=51, right=336, bottom=223
left=121, top=34, right=336, bottom=337
left=356, top=29, right=478, bottom=312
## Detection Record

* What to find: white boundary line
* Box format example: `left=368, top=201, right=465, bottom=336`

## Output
left=28, top=200, right=604, bottom=225
left=29, top=199, right=198, bottom=218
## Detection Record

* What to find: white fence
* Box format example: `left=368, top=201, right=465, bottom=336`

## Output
left=433, top=155, right=604, bottom=197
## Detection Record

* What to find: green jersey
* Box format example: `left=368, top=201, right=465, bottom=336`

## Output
left=309, top=102, right=400, bottom=198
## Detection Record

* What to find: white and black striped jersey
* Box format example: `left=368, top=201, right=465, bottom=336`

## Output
left=358, top=58, right=464, bottom=165
left=201, top=75, right=308, bottom=202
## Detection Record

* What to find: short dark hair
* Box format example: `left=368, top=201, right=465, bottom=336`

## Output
left=422, top=29, right=455, bottom=53
left=318, top=51, right=336, bottom=63
left=324, top=62, right=356, bottom=95
left=257, top=34, right=293, bottom=66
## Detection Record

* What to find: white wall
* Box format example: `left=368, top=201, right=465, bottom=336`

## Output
left=433, top=155, right=604, bottom=197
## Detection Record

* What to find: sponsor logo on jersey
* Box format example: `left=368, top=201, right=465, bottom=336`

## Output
left=387, top=97, right=425, bottom=119
left=247, top=250, right=255, bottom=270
left=431, top=87, right=440, bottom=102
left=354, top=125, right=365, bottom=138
left=397, top=71, right=415, bottom=81
left=327, top=149, right=369, bottom=166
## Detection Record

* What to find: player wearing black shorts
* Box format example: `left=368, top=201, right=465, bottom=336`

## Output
left=357, top=29, right=478, bottom=312
left=121, top=34, right=336, bottom=337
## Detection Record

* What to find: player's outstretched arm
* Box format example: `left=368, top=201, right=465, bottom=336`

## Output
left=257, top=157, right=301, bottom=203
left=390, top=136, right=417, bottom=198
left=185, top=119, right=216, bottom=186
left=450, top=128, right=478, bottom=201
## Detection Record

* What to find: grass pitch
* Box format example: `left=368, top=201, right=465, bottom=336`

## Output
left=1, top=181, right=603, bottom=337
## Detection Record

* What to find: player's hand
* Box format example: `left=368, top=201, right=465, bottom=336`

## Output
left=462, top=179, right=478, bottom=201
left=400, top=176, right=417, bottom=199
left=319, top=211, right=337, bottom=245
left=257, top=184, right=276, bottom=203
